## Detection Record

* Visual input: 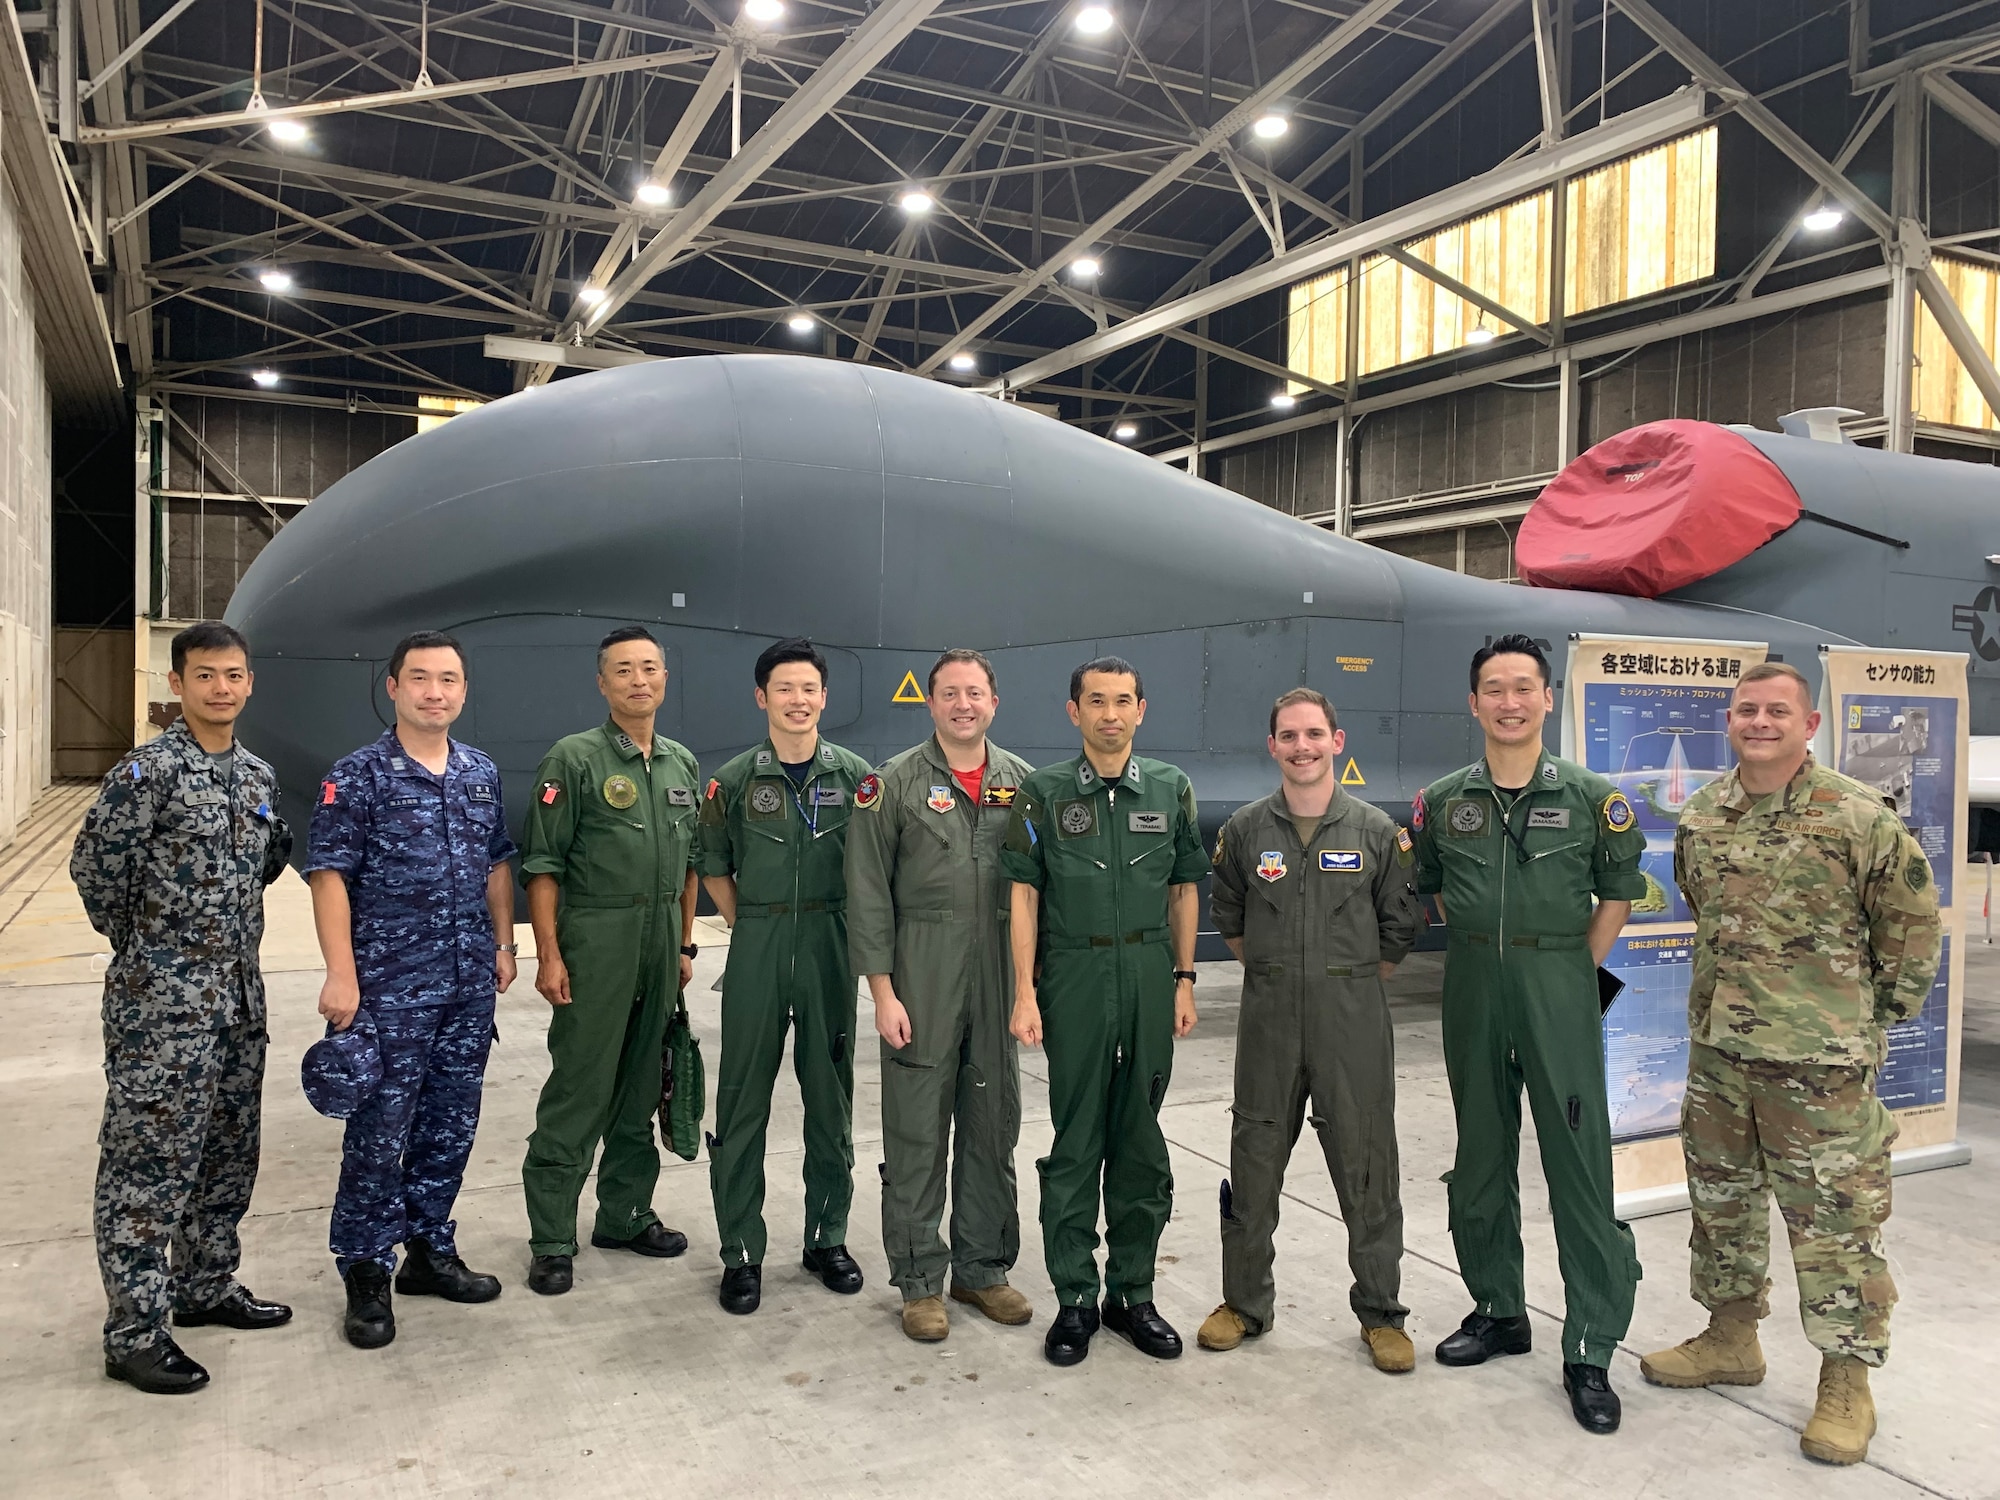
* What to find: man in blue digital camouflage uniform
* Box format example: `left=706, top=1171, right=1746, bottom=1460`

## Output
left=74, top=620, right=294, bottom=1396
left=308, top=631, right=519, bottom=1349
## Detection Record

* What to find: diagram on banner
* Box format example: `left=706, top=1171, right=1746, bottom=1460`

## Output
left=1602, top=931, right=1697, bottom=1141
left=1583, top=682, right=1736, bottom=922
left=1839, top=694, right=1958, bottom=907
left=1879, top=938, right=1952, bottom=1112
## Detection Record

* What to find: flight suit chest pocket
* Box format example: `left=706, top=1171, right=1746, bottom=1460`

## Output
left=1729, top=821, right=1848, bottom=904
left=165, top=788, right=231, bottom=843
left=1125, top=809, right=1172, bottom=868
left=1308, top=850, right=1369, bottom=918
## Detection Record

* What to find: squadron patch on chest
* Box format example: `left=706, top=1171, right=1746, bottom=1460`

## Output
left=603, top=774, right=639, bottom=809
left=1055, top=799, right=1096, bottom=838
left=928, top=785, right=956, bottom=814
left=1319, top=850, right=1363, bottom=872
left=748, top=783, right=785, bottom=818
left=1257, top=851, right=1288, bottom=882
left=1445, top=797, right=1489, bottom=837
left=1128, top=811, right=1168, bottom=834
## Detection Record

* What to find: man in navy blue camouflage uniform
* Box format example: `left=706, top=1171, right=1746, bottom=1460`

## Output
left=307, top=631, right=519, bottom=1349
left=73, top=621, right=294, bottom=1396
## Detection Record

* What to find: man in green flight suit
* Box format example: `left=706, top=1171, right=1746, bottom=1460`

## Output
left=845, top=648, right=1037, bottom=1343
left=699, top=638, right=874, bottom=1316
left=520, top=627, right=702, bottom=1297
left=1409, top=633, right=1646, bottom=1435
left=1002, top=656, right=1210, bottom=1367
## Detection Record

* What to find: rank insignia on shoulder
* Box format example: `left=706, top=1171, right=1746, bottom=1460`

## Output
left=1256, top=851, right=1287, bottom=882
left=130, top=762, right=144, bottom=783
left=928, top=785, right=955, bottom=814
left=855, top=774, right=882, bottom=810
left=1319, top=850, right=1363, bottom=872
left=1602, top=791, right=1636, bottom=833
left=1811, top=787, right=1842, bottom=803
left=1396, top=826, right=1413, bottom=854
left=539, top=781, right=561, bottom=806
left=982, top=785, right=1017, bottom=807
left=321, top=780, right=337, bottom=805
left=1541, top=760, right=1559, bottom=784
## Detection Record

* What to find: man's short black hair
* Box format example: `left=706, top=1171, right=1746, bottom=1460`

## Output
left=171, top=620, right=250, bottom=676
left=756, top=636, right=828, bottom=691
left=1069, top=655, right=1143, bottom=703
left=597, top=625, right=663, bottom=673
left=389, top=630, right=466, bottom=680
left=1469, top=633, right=1551, bottom=693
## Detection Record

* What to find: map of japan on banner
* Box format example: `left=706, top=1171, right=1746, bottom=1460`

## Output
left=1818, top=646, right=1969, bottom=1158
left=1561, top=636, right=1766, bottom=1194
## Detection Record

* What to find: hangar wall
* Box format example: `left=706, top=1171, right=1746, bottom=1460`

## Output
left=0, top=168, right=53, bottom=849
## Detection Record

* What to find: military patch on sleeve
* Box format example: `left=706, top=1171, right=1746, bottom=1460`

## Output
left=854, top=773, right=882, bottom=810
left=322, top=779, right=337, bottom=805
left=1410, top=789, right=1426, bottom=831
left=1905, top=854, right=1930, bottom=892
left=705, top=777, right=722, bottom=801
left=1397, top=826, right=1413, bottom=854
left=1212, top=827, right=1226, bottom=865
left=129, top=761, right=145, bottom=783
left=539, top=781, right=561, bottom=806
left=1601, top=790, right=1636, bottom=833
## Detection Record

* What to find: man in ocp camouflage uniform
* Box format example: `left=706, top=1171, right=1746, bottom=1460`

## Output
left=73, top=621, right=294, bottom=1396
left=1642, top=661, right=1940, bottom=1468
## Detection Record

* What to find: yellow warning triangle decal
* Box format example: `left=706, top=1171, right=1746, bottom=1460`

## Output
left=1340, top=757, right=1366, bottom=786
left=891, top=670, right=925, bottom=704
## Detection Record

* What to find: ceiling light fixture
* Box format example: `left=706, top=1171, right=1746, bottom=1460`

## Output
left=1114, top=422, right=1138, bottom=440
left=266, top=117, right=309, bottom=144
left=787, top=313, right=815, bottom=334
left=743, top=0, right=786, bottom=23
left=576, top=286, right=607, bottom=305
left=1075, top=4, right=1114, bottom=34
left=635, top=181, right=672, bottom=206
left=1270, top=392, right=1297, bottom=410
left=948, top=352, right=976, bottom=372
left=1251, top=113, right=1289, bottom=141
left=899, top=188, right=934, bottom=214
left=251, top=369, right=281, bottom=388
left=257, top=269, right=294, bottom=293
left=1802, top=206, right=1845, bottom=232
left=1069, top=255, right=1101, bottom=280
left=1466, top=321, right=1496, bottom=345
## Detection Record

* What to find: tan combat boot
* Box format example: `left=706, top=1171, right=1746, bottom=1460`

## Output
left=949, top=1282, right=1033, bottom=1326
left=1639, top=1302, right=1766, bottom=1388
left=1362, top=1325, right=1415, bottom=1374
left=902, top=1295, right=949, bottom=1343
left=1197, top=1304, right=1251, bottom=1351
left=1800, top=1356, right=1876, bottom=1465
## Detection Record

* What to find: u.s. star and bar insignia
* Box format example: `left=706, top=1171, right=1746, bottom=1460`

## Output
left=927, top=785, right=955, bottom=814
left=1256, top=850, right=1287, bottom=882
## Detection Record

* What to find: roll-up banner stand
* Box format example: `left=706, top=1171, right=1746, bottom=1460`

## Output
left=1816, top=646, right=1971, bottom=1177
left=1562, top=636, right=1973, bottom=1218
left=1562, top=636, right=1765, bottom=1216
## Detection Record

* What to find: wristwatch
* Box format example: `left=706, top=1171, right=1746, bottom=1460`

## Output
left=1173, top=969, right=1197, bottom=985
left=680, top=943, right=700, bottom=959
left=498, top=943, right=519, bottom=955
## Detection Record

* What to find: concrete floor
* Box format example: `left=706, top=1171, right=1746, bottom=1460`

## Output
left=2, top=786, right=1997, bottom=1499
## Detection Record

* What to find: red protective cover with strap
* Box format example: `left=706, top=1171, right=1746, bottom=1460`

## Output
left=1516, top=420, right=1802, bottom=597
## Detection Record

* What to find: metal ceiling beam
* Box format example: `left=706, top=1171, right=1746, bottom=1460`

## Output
left=80, top=0, right=202, bottom=104
left=555, top=0, right=948, bottom=354
left=1528, top=0, right=1564, bottom=145
left=1852, top=20, right=2000, bottom=90
left=1611, top=0, right=1895, bottom=240
left=1925, top=72, right=2000, bottom=150
left=79, top=0, right=158, bottom=380
left=915, top=0, right=1405, bottom=375
left=979, top=89, right=1707, bottom=394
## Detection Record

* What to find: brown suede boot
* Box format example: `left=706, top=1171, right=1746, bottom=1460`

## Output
left=1362, top=1325, right=1416, bottom=1374
left=949, top=1282, right=1033, bottom=1326
left=1800, top=1356, right=1876, bottom=1465
left=1639, top=1301, right=1766, bottom=1388
left=901, top=1295, right=949, bottom=1342
left=1197, top=1304, right=1252, bottom=1351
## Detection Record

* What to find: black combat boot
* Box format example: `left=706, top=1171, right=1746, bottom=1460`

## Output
left=343, top=1262, right=395, bottom=1350
left=1044, top=1304, right=1100, bottom=1367
left=1435, top=1311, right=1533, bottom=1366
left=396, top=1236, right=501, bottom=1303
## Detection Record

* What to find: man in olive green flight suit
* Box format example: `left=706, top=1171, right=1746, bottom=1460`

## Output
left=1199, top=688, right=1423, bottom=1374
left=1409, top=633, right=1646, bottom=1436
left=699, top=638, right=873, bottom=1316
left=521, top=627, right=701, bottom=1296
left=1002, top=656, right=1210, bottom=1368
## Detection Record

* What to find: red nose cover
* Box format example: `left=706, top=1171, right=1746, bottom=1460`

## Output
left=1516, top=420, right=1803, bottom=597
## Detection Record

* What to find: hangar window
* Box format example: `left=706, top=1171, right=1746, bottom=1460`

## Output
left=416, top=395, right=485, bottom=434
left=1286, top=126, right=1717, bottom=388
left=1915, top=255, right=2000, bottom=432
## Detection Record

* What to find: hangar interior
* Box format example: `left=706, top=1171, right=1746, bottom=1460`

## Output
left=4, top=1, right=2000, bottom=1496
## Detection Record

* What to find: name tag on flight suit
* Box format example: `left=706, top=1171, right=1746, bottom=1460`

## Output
left=667, top=786, right=695, bottom=806
left=1128, top=811, right=1167, bottom=834
left=467, top=783, right=496, bottom=802
left=1319, top=850, right=1363, bottom=871
left=1526, top=808, right=1570, bottom=829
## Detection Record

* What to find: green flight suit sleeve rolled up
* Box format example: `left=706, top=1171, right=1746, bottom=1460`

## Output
left=1861, top=811, right=1943, bottom=1025
left=843, top=764, right=898, bottom=977
left=1410, top=788, right=1443, bottom=897
left=696, top=770, right=736, bottom=878
left=1587, top=779, right=1648, bottom=902
left=520, top=749, right=580, bottom=879
left=1169, top=777, right=1209, bottom=885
